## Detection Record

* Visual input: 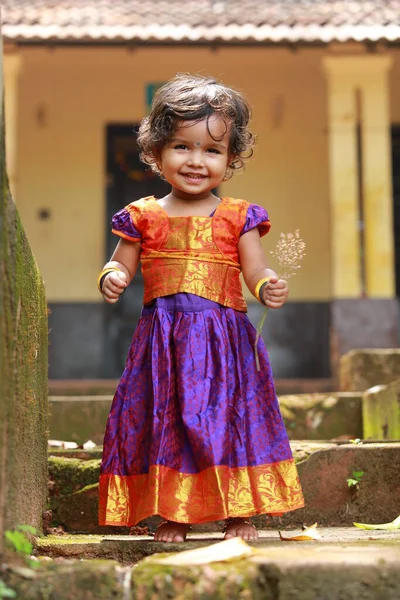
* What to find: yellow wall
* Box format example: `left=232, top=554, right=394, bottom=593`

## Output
left=11, top=46, right=332, bottom=301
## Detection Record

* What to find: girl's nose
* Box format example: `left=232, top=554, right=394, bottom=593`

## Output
left=187, top=150, right=204, bottom=166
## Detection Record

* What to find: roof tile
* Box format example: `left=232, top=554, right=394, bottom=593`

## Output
left=2, top=0, right=400, bottom=43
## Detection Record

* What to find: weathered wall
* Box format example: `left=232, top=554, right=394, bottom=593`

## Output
left=0, top=32, right=48, bottom=552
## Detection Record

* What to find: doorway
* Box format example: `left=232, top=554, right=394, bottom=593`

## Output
left=103, top=124, right=170, bottom=376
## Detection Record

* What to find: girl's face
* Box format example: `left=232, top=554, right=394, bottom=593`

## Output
left=159, top=115, right=231, bottom=200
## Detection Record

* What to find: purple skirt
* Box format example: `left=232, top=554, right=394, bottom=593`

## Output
left=99, top=293, right=304, bottom=525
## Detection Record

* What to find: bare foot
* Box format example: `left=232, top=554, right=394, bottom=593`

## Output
left=154, top=521, right=190, bottom=543
left=223, top=518, right=258, bottom=541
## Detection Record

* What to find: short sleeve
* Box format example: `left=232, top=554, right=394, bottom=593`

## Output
left=240, top=204, right=271, bottom=237
left=111, top=208, right=141, bottom=242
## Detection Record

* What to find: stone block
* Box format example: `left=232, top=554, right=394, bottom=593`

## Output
left=331, top=299, right=399, bottom=364
left=132, top=544, right=400, bottom=600
left=279, top=392, right=362, bottom=440
left=339, top=349, right=400, bottom=391
left=3, top=560, right=125, bottom=599
left=363, top=379, right=400, bottom=440
left=49, top=397, right=112, bottom=445
left=58, top=484, right=100, bottom=534
left=272, top=443, right=400, bottom=528
left=48, top=456, right=100, bottom=496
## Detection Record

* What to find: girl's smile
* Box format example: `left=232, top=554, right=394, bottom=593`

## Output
left=159, top=114, right=231, bottom=201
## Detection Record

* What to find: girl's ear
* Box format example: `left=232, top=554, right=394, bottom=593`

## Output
left=153, top=149, right=162, bottom=172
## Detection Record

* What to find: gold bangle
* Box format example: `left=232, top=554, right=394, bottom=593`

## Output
left=97, top=267, right=122, bottom=293
left=254, top=277, right=271, bottom=303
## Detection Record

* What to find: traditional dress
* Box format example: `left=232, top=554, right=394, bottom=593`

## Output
left=99, top=196, right=304, bottom=526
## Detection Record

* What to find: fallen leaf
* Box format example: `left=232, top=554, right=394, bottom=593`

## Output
left=150, top=537, right=254, bottom=565
left=9, top=566, right=37, bottom=579
left=48, top=439, right=78, bottom=449
left=353, top=515, right=400, bottom=530
left=83, top=440, right=96, bottom=449
left=278, top=523, right=321, bottom=541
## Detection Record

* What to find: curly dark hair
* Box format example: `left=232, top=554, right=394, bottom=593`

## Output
left=137, top=73, right=255, bottom=180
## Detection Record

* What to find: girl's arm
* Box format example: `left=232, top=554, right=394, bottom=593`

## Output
left=100, top=239, right=141, bottom=304
left=238, top=228, right=288, bottom=309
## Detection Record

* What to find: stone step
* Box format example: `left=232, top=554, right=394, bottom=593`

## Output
left=36, top=528, right=400, bottom=562
left=7, top=529, right=395, bottom=599
left=48, top=377, right=336, bottom=396
left=48, top=390, right=362, bottom=446
left=47, top=442, right=400, bottom=534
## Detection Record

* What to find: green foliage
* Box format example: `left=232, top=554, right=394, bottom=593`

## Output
left=4, top=525, right=37, bottom=569
left=347, top=470, right=365, bottom=488
left=5, top=530, right=32, bottom=556
left=0, top=580, right=16, bottom=599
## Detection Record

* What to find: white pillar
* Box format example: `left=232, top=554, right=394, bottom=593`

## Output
left=323, top=55, right=395, bottom=299
left=360, top=58, right=394, bottom=297
left=323, top=58, right=362, bottom=298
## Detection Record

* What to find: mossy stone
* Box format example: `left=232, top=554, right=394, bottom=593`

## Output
left=0, top=46, right=48, bottom=549
left=363, top=379, right=400, bottom=440
left=48, top=456, right=100, bottom=495
left=340, top=349, right=400, bottom=391
left=3, top=560, right=125, bottom=599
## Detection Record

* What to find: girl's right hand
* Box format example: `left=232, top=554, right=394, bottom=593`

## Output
left=102, top=271, right=128, bottom=303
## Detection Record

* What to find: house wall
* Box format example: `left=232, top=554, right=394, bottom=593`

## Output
left=8, top=44, right=400, bottom=378
left=15, top=46, right=330, bottom=302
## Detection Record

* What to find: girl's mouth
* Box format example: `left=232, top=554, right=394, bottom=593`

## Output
left=181, top=173, right=206, bottom=180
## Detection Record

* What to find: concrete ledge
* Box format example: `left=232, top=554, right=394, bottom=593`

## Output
left=36, top=528, right=400, bottom=562
left=30, top=530, right=400, bottom=599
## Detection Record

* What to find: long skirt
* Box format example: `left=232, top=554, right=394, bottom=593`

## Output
left=99, top=293, right=304, bottom=526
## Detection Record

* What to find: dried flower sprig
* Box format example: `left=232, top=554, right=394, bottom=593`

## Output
left=269, top=230, right=306, bottom=281
left=255, top=230, right=306, bottom=371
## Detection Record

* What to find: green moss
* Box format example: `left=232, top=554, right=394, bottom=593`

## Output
left=0, top=92, right=48, bottom=550
left=38, top=534, right=103, bottom=547
left=48, top=457, right=100, bottom=495
left=48, top=447, right=104, bottom=460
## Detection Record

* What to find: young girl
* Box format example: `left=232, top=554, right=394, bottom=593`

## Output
left=98, top=74, right=304, bottom=543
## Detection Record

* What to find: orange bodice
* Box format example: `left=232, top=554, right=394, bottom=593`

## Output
left=113, top=196, right=270, bottom=312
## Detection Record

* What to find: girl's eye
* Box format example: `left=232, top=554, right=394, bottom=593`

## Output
left=174, top=144, right=187, bottom=150
left=207, top=148, right=220, bottom=154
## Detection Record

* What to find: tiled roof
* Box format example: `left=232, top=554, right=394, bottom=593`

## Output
left=2, top=0, right=400, bottom=44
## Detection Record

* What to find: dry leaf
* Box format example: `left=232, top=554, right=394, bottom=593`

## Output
left=150, top=537, right=254, bottom=565
left=83, top=440, right=97, bottom=449
left=48, top=440, right=78, bottom=449
left=278, top=523, right=321, bottom=541
left=353, top=515, right=400, bottom=530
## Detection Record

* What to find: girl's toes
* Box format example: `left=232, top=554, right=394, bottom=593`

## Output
left=154, top=521, right=190, bottom=543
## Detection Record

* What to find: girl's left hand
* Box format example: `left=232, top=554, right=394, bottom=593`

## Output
left=261, top=276, right=289, bottom=309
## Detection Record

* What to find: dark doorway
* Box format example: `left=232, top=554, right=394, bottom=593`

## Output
left=392, top=126, right=400, bottom=298
left=103, top=124, right=170, bottom=377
